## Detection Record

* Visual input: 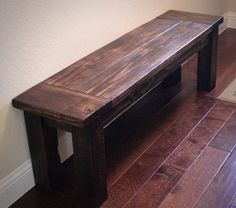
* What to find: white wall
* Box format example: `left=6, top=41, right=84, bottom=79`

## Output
left=227, top=0, right=236, bottom=29
left=0, top=0, right=228, bottom=205
left=228, top=0, right=236, bottom=12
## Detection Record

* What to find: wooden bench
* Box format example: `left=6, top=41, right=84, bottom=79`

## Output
left=12, top=10, right=223, bottom=207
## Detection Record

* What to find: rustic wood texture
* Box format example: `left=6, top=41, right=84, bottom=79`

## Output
left=72, top=121, right=107, bottom=207
left=124, top=101, right=234, bottom=208
left=13, top=84, right=111, bottom=127
left=164, top=101, right=234, bottom=171
left=10, top=29, right=236, bottom=208
left=159, top=10, right=223, bottom=25
left=194, top=148, right=236, bottom=208
left=105, top=83, right=194, bottom=187
left=46, top=18, right=180, bottom=87
left=12, top=10, right=223, bottom=126
left=101, top=96, right=215, bottom=208
left=197, top=27, right=218, bottom=91
left=11, top=10, right=223, bottom=208
left=232, top=196, right=236, bottom=205
left=209, top=111, right=236, bottom=152
left=78, top=22, right=207, bottom=97
left=125, top=165, right=184, bottom=208
left=158, top=146, right=229, bottom=208
left=208, top=29, right=236, bottom=97
left=24, top=112, right=62, bottom=190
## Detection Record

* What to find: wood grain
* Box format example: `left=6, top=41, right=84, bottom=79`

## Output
left=125, top=165, right=184, bottom=208
left=11, top=10, right=223, bottom=208
left=105, top=82, right=203, bottom=187
left=72, top=121, right=107, bottom=207
left=194, top=148, right=236, bottom=208
left=46, top=18, right=180, bottom=87
left=24, top=112, right=62, bottom=191
left=197, top=27, right=218, bottom=91
left=77, top=22, right=208, bottom=97
left=158, top=146, right=229, bottom=208
left=101, top=96, right=215, bottom=208
left=9, top=28, right=236, bottom=208
left=165, top=101, right=234, bottom=171
left=209, top=111, right=236, bottom=152
left=159, top=10, right=223, bottom=25
left=12, top=10, right=223, bottom=125
left=207, top=29, right=236, bottom=97
left=13, top=84, right=111, bottom=127
left=232, top=195, right=236, bottom=205
left=124, top=101, right=234, bottom=208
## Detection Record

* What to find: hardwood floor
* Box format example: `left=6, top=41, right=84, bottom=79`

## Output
left=10, top=28, right=236, bottom=208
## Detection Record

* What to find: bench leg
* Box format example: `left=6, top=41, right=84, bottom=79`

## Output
left=72, top=121, right=107, bottom=207
left=24, top=112, right=62, bottom=191
left=197, top=27, right=219, bottom=91
left=162, top=66, right=181, bottom=88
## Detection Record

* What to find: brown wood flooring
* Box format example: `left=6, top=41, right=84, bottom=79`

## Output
left=10, top=29, right=236, bottom=208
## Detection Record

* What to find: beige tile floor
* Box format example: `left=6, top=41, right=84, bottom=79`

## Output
left=218, top=78, right=236, bottom=104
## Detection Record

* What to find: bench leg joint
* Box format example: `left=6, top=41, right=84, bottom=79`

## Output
left=24, top=112, right=63, bottom=191
left=72, top=120, right=107, bottom=207
left=197, top=27, right=219, bottom=91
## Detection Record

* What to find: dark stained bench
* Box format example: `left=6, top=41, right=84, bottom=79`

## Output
left=12, top=10, right=223, bottom=207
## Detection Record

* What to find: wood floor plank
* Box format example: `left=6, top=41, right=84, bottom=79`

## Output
left=165, top=101, right=234, bottom=171
left=106, top=85, right=186, bottom=187
left=125, top=165, right=184, bottom=208
left=124, top=101, right=234, bottom=208
left=106, top=84, right=202, bottom=187
left=209, top=111, right=236, bottom=152
left=194, top=148, right=236, bottom=208
left=101, top=96, right=215, bottom=208
left=231, top=195, right=236, bottom=205
left=158, top=146, right=229, bottom=208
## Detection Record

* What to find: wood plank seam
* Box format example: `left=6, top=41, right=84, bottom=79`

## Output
left=190, top=148, right=233, bottom=208
left=194, top=147, right=236, bottom=208
left=46, top=19, right=183, bottom=86
left=60, top=22, right=184, bottom=89
left=161, top=106, right=236, bottom=208
left=106, top=86, right=205, bottom=188
left=108, top=97, right=216, bottom=189
left=193, top=112, right=236, bottom=208
left=44, top=83, right=109, bottom=103
left=123, top=101, right=234, bottom=207
left=106, top=101, right=184, bottom=189
left=120, top=101, right=217, bottom=207
left=230, top=195, right=236, bottom=206
left=159, top=146, right=230, bottom=208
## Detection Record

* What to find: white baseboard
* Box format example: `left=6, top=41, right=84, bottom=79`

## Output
left=218, top=12, right=236, bottom=34
left=0, top=133, right=73, bottom=208
left=219, top=13, right=228, bottom=34
left=226, top=12, right=236, bottom=29
left=0, top=160, right=34, bottom=208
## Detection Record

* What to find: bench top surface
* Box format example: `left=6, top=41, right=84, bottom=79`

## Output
left=13, top=10, right=223, bottom=126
